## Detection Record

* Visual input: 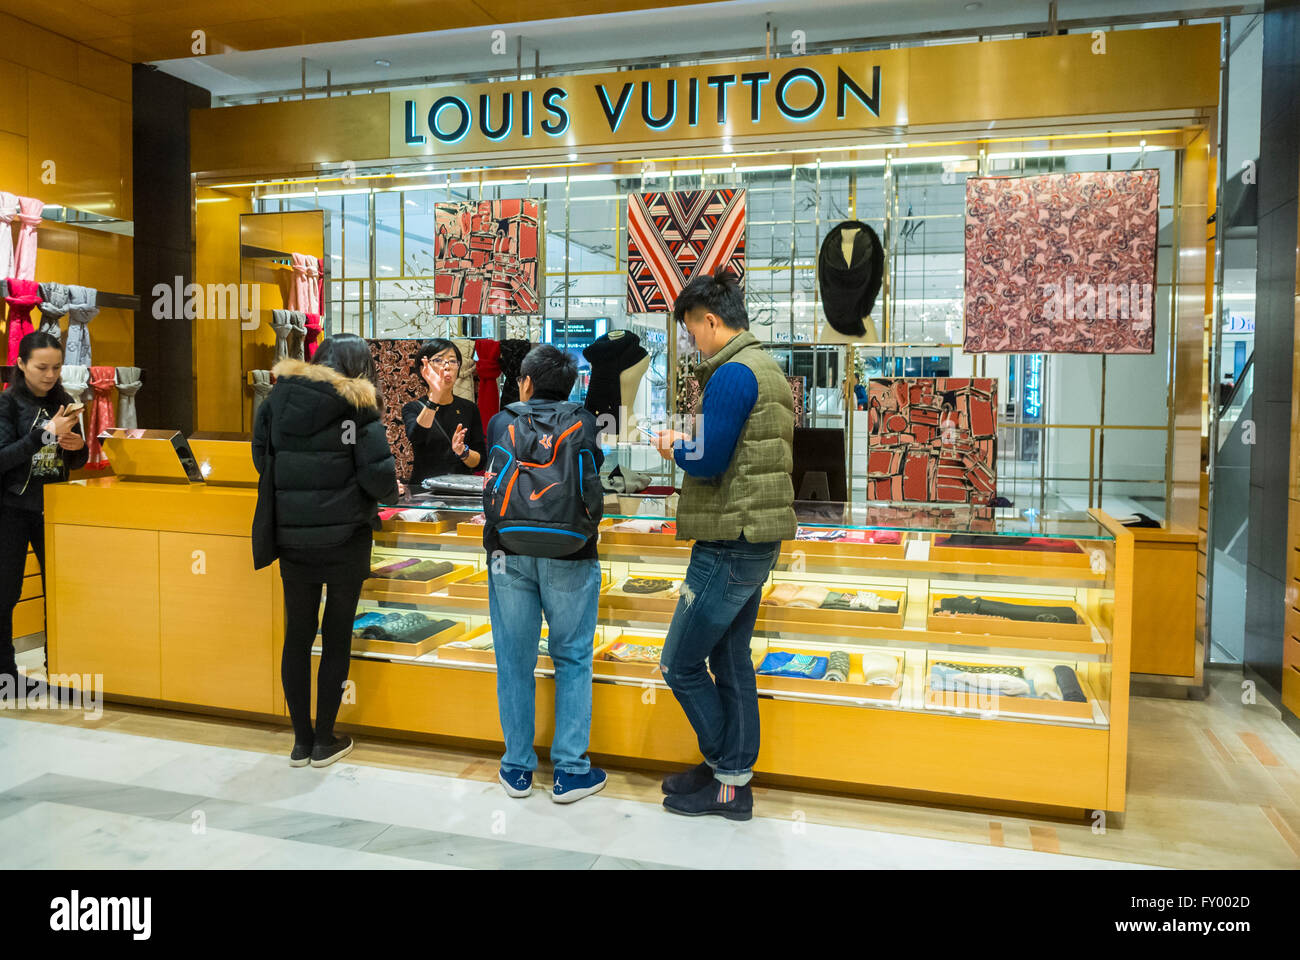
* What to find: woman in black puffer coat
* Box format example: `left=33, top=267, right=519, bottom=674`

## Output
left=253, top=333, right=399, bottom=769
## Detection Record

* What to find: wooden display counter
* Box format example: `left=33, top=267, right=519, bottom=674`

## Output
left=43, top=477, right=1138, bottom=816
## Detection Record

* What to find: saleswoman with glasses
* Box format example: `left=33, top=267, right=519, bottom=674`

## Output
left=402, top=338, right=486, bottom=487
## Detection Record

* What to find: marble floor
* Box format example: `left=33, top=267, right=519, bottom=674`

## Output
left=1, top=656, right=1297, bottom=869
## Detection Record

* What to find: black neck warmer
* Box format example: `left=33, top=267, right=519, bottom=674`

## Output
left=818, top=221, right=884, bottom=337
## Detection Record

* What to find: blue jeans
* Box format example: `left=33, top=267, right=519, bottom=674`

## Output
left=488, top=555, right=602, bottom=775
left=660, top=538, right=780, bottom=787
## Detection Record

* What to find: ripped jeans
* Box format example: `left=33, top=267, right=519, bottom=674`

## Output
left=660, top=538, right=780, bottom=786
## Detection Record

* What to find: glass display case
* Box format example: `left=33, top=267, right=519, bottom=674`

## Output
left=350, top=497, right=1119, bottom=735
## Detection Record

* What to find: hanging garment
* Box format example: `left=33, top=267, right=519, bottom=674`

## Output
left=64, top=285, right=98, bottom=367
left=11, top=197, right=43, bottom=281
left=676, top=354, right=701, bottom=416
left=249, top=369, right=273, bottom=422
left=60, top=365, right=91, bottom=434
left=0, top=193, right=17, bottom=279
left=582, top=332, right=647, bottom=421
left=452, top=337, right=476, bottom=402
left=497, top=338, right=530, bottom=407
left=818, top=221, right=884, bottom=338
left=37, top=282, right=70, bottom=337
left=433, top=199, right=540, bottom=315
left=474, top=338, right=502, bottom=433
left=270, top=309, right=294, bottom=361
left=288, top=311, right=307, bottom=361
left=3, top=278, right=41, bottom=364
left=787, top=376, right=807, bottom=427
left=315, top=256, right=325, bottom=315
left=964, top=170, right=1159, bottom=354
left=289, top=252, right=317, bottom=312
left=626, top=189, right=746, bottom=313
left=115, top=366, right=142, bottom=429
left=303, top=313, right=322, bottom=360
left=86, top=366, right=116, bottom=469
left=865, top=378, right=998, bottom=504
left=367, top=338, right=426, bottom=483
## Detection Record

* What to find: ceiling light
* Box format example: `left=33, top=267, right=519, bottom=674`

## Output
left=375, top=59, right=391, bottom=67
left=965, top=2, right=982, bottom=10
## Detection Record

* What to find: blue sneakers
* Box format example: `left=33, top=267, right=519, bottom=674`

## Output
left=552, top=767, right=607, bottom=804
left=498, top=767, right=533, bottom=798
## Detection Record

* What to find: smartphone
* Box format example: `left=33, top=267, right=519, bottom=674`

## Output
left=62, top=402, right=85, bottom=417
left=634, top=422, right=658, bottom=442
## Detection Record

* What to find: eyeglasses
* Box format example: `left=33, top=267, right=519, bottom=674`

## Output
left=428, top=357, right=461, bottom=369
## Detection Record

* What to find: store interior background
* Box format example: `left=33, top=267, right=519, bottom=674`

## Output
left=0, top=0, right=1293, bottom=715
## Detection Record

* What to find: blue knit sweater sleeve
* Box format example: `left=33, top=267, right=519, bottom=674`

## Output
left=674, top=362, right=758, bottom=479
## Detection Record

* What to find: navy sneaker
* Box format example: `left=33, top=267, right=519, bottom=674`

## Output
left=663, top=779, right=753, bottom=821
left=310, top=734, right=354, bottom=768
left=552, top=767, right=607, bottom=804
left=499, top=767, right=533, bottom=798
left=289, top=742, right=313, bottom=768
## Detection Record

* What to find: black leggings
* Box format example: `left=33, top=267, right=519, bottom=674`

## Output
left=0, top=506, right=44, bottom=677
left=281, top=579, right=364, bottom=745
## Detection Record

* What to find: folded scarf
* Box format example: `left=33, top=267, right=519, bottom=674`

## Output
left=936, top=595, right=1080, bottom=625
left=819, top=590, right=899, bottom=613
left=384, top=559, right=455, bottom=582
left=604, top=642, right=663, bottom=663
left=930, top=664, right=1031, bottom=697
left=1023, top=664, right=1062, bottom=700
left=757, top=651, right=828, bottom=679
left=37, top=282, right=70, bottom=336
left=860, top=652, right=900, bottom=684
left=765, top=583, right=803, bottom=606
left=270, top=310, right=294, bottom=362
left=475, top=339, right=502, bottom=433
left=3, top=278, right=41, bottom=364
left=64, top=285, right=98, bottom=367
left=86, top=366, right=117, bottom=469
left=360, top=613, right=454, bottom=644
left=12, top=196, right=43, bottom=281
left=824, top=651, right=851, bottom=682
left=369, top=557, right=422, bottom=577
left=0, top=193, right=16, bottom=278
left=1054, top=665, right=1086, bottom=702
left=787, top=585, right=830, bottom=609
left=621, top=577, right=678, bottom=596
left=115, top=366, right=143, bottom=429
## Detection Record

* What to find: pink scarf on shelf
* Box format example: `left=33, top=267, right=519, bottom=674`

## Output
left=11, top=197, right=43, bottom=281
left=4, top=278, right=42, bottom=364
left=289, top=253, right=319, bottom=313
left=0, top=193, right=17, bottom=279
left=86, top=365, right=117, bottom=469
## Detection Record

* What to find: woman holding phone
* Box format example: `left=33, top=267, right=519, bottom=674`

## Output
left=401, top=338, right=485, bottom=487
left=0, top=331, right=87, bottom=696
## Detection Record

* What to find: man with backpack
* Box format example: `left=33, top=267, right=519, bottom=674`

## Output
left=481, top=344, right=607, bottom=803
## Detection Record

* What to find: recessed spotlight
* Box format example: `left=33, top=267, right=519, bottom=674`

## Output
left=568, top=153, right=578, bottom=161
left=721, top=140, right=733, bottom=153
left=965, top=2, right=982, bottom=9
left=374, top=59, right=391, bottom=67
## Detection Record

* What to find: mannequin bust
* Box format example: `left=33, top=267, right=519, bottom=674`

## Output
left=614, top=353, right=652, bottom=441
left=820, top=227, right=879, bottom=343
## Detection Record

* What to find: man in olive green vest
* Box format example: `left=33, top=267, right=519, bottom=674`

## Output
left=653, top=269, right=796, bottom=821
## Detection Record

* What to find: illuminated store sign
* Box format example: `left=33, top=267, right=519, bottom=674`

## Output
left=389, top=50, right=902, bottom=157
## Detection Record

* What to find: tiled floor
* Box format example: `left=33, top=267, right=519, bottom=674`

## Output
left=1, top=658, right=1297, bottom=869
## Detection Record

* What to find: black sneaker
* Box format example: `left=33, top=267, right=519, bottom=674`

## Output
left=661, top=761, right=715, bottom=795
left=662, top=779, right=753, bottom=821
left=310, top=734, right=354, bottom=768
left=289, top=743, right=313, bottom=768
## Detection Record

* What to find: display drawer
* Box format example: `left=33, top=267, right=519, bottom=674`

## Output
left=455, top=521, right=487, bottom=538
left=598, top=519, right=683, bottom=548
left=353, top=619, right=465, bottom=658
left=757, top=645, right=903, bottom=704
left=388, top=517, right=455, bottom=535
left=604, top=577, right=687, bottom=613
left=446, top=568, right=611, bottom=600
left=927, top=592, right=1092, bottom=644
left=435, top=624, right=606, bottom=671
left=759, top=586, right=906, bottom=631
left=923, top=685, right=1094, bottom=721
left=364, top=562, right=475, bottom=596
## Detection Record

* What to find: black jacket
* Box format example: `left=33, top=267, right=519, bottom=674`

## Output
left=582, top=332, right=647, bottom=421
left=0, top=380, right=88, bottom=513
left=253, top=359, right=400, bottom=549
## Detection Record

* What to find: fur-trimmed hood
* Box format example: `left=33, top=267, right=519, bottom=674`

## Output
left=272, top=358, right=378, bottom=411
